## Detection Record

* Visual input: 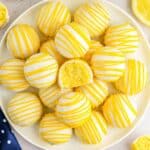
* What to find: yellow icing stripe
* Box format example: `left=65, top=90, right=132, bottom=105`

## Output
left=7, top=92, right=43, bottom=127
left=0, top=59, right=29, bottom=91
left=56, top=92, right=91, bottom=128
left=7, top=24, right=40, bottom=59
left=91, top=47, right=125, bottom=81
left=74, top=2, right=110, bottom=37
left=55, top=22, right=91, bottom=58
left=39, top=113, right=72, bottom=144
left=24, top=53, right=58, bottom=89
left=115, top=59, right=148, bottom=95
left=102, top=94, right=137, bottom=128
left=76, top=79, right=108, bottom=108
left=37, top=1, right=71, bottom=37
left=104, top=23, right=139, bottom=54
left=75, top=111, right=107, bottom=144
left=40, top=39, right=65, bottom=64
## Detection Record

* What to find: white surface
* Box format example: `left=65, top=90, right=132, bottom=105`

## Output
left=0, top=0, right=150, bottom=150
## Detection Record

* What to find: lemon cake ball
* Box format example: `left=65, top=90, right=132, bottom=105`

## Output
left=104, top=23, right=139, bottom=54
left=24, top=53, right=58, bottom=89
left=55, top=22, right=91, bottom=58
left=0, top=59, right=29, bottom=92
left=7, top=92, right=43, bottom=127
left=102, top=94, right=137, bottom=128
left=91, top=47, right=126, bottom=82
left=58, top=59, right=93, bottom=88
left=7, top=24, right=40, bottom=59
left=76, top=79, right=108, bottom=108
left=75, top=111, right=107, bottom=144
left=39, top=113, right=72, bottom=144
left=0, top=2, right=9, bottom=28
left=84, top=40, right=103, bottom=62
left=40, top=39, right=65, bottom=64
left=131, top=136, right=150, bottom=150
left=115, top=59, right=148, bottom=95
left=74, top=2, right=110, bottom=38
left=37, top=1, right=71, bottom=37
left=39, top=84, right=72, bottom=109
left=56, top=92, right=91, bottom=128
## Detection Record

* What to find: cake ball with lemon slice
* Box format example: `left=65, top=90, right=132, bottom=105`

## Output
left=24, top=53, right=58, bottom=89
left=39, top=113, right=72, bottom=144
left=7, top=92, right=43, bottom=127
left=91, top=47, right=126, bottom=82
left=76, top=79, right=108, bottom=108
left=75, top=111, right=107, bottom=144
left=74, top=1, right=110, bottom=37
left=115, top=59, right=148, bottom=95
left=102, top=94, right=137, bottom=128
left=39, top=84, right=72, bottom=109
left=40, top=39, right=65, bottom=65
left=131, top=136, right=150, bottom=150
left=104, top=23, right=139, bottom=54
left=0, top=59, right=29, bottom=92
left=84, top=40, right=103, bottom=62
left=58, top=59, right=93, bottom=88
left=37, top=1, right=71, bottom=37
left=56, top=92, right=91, bottom=128
left=0, top=2, right=9, bottom=28
left=55, top=22, right=91, bottom=58
left=7, top=24, right=40, bottom=59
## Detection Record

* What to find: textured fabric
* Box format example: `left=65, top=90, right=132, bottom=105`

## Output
left=0, top=108, right=21, bottom=150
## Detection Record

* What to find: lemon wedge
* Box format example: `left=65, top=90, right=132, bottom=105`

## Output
left=0, top=2, right=9, bottom=28
left=58, top=59, right=93, bottom=88
left=132, top=0, right=150, bottom=26
left=132, top=136, right=150, bottom=150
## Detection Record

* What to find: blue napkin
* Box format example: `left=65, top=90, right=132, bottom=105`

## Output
left=0, top=108, right=21, bottom=150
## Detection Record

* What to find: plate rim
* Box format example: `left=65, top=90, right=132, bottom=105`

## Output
left=0, top=0, right=150, bottom=150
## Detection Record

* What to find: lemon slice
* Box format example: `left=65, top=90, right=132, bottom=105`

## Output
left=0, top=2, right=9, bottom=28
left=58, top=59, right=93, bottom=88
left=132, top=136, right=150, bottom=150
left=132, top=0, right=150, bottom=26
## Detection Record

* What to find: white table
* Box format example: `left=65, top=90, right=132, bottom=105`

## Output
left=0, top=0, right=150, bottom=150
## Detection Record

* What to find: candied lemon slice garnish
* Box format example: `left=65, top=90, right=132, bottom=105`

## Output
left=132, top=136, right=150, bottom=150
left=132, top=0, right=150, bottom=26
left=58, top=59, right=93, bottom=88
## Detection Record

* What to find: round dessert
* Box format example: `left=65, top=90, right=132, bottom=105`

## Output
left=7, top=24, right=40, bottom=59
left=39, top=113, right=72, bottom=144
left=37, top=1, right=71, bottom=37
left=39, top=84, right=72, bottom=109
left=75, top=111, right=107, bottom=144
left=76, top=79, right=108, bottom=108
left=131, top=136, right=150, bottom=150
left=56, top=92, right=91, bottom=128
left=0, top=59, right=29, bottom=92
left=84, top=40, right=103, bottom=62
left=58, top=59, right=93, bottom=88
left=0, top=2, right=9, bottom=28
left=74, top=1, right=110, bottom=38
left=102, top=94, right=137, bottom=128
left=115, top=59, right=148, bottom=95
left=40, top=39, right=65, bottom=64
left=7, top=92, right=43, bottom=127
left=24, top=53, right=58, bottom=89
left=104, top=23, right=139, bottom=54
left=55, top=22, right=91, bottom=58
left=91, top=47, right=126, bottom=82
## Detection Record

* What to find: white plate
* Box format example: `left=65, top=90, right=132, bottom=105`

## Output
left=0, top=0, right=150, bottom=150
